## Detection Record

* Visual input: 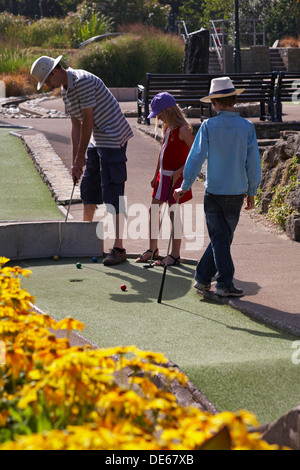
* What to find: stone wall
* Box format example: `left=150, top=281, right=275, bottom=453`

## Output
left=278, top=48, right=300, bottom=73
left=223, top=46, right=300, bottom=73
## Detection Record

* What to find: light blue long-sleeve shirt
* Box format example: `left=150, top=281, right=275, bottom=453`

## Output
left=182, top=111, right=261, bottom=196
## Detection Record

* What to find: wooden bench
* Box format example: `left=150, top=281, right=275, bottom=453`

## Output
left=137, top=72, right=277, bottom=124
left=137, top=73, right=211, bottom=125
left=275, top=72, right=300, bottom=122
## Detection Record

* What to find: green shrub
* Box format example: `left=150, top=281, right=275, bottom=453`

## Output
left=74, top=36, right=150, bottom=87
left=0, top=12, right=27, bottom=40
left=74, top=32, right=184, bottom=87
left=144, top=34, right=184, bottom=73
left=0, top=47, right=33, bottom=74
left=0, top=11, right=113, bottom=49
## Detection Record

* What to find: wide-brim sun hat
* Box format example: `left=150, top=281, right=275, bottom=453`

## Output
left=148, top=92, right=177, bottom=118
left=200, top=76, right=245, bottom=103
left=30, top=55, right=63, bottom=90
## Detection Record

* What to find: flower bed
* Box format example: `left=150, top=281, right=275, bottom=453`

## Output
left=0, top=257, right=285, bottom=450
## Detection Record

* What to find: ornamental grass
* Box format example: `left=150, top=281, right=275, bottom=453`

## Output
left=0, top=257, right=286, bottom=450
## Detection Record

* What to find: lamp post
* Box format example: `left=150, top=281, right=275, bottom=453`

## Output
left=233, top=0, right=241, bottom=73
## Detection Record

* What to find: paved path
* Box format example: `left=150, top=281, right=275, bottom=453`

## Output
left=1, top=98, right=300, bottom=336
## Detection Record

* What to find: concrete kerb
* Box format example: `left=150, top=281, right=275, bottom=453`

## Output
left=21, top=133, right=81, bottom=205
left=0, top=221, right=103, bottom=260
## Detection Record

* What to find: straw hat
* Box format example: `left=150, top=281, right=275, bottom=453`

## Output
left=200, top=76, right=245, bottom=103
left=30, top=55, right=63, bottom=90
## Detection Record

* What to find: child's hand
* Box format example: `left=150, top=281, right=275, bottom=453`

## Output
left=173, top=188, right=186, bottom=201
left=245, top=195, right=255, bottom=210
left=172, top=169, right=182, bottom=185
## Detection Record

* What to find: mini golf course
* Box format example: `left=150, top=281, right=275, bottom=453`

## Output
left=17, top=256, right=300, bottom=426
left=2, top=125, right=299, bottom=429
left=0, top=129, right=63, bottom=221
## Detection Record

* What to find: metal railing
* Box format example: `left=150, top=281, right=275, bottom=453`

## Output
left=210, top=19, right=266, bottom=71
left=175, top=20, right=189, bottom=41
left=210, top=19, right=265, bottom=49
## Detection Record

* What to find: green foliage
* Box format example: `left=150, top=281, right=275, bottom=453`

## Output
left=0, top=11, right=27, bottom=39
left=264, top=0, right=300, bottom=45
left=92, top=0, right=170, bottom=30
left=178, top=0, right=299, bottom=45
left=0, top=0, right=81, bottom=18
left=77, top=12, right=113, bottom=42
left=0, top=8, right=114, bottom=49
left=178, top=0, right=232, bottom=32
left=19, top=18, right=69, bottom=48
left=0, top=46, right=33, bottom=74
left=74, top=32, right=184, bottom=86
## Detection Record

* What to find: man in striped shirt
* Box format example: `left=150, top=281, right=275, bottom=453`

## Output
left=31, top=55, right=134, bottom=266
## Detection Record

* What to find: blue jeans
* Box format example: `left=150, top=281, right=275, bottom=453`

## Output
left=195, top=191, right=244, bottom=289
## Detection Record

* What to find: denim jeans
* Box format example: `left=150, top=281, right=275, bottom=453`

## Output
left=195, top=191, right=244, bottom=289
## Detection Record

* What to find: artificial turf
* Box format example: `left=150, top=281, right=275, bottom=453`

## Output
left=18, top=257, right=300, bottom=426
left=0, top=129, right=63, bottom=221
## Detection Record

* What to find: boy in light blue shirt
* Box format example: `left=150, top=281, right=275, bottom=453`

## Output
left=174, top=77, right=261, bottom=297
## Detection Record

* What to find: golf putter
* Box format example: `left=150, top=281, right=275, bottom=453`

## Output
left=57, top=178, right=77, bottom=257
left=143, top=176, right=174, bottom=269
left=157, top=198, right=180, bottom=304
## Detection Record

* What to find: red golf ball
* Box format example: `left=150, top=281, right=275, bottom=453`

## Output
left=121, top=284, right=127, bottom=291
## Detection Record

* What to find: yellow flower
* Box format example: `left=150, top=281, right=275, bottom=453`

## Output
left=27, top=369, right=42, bottom=381
left=53, top=317, right=85, bottom=333
left=0, top=257, right=9, bottom=266
left=17, top=387, right=38, bottom=409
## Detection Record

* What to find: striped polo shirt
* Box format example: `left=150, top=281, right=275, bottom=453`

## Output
left=61, top=68, right=133, bottom=148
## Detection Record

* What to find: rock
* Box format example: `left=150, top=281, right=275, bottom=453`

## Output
left=259, top=131, right=300, bottom=240
left=286, top=214, right=300, bottom=241
left=255, top=404, right=300, bottom=450
left=286, top=186, right=300, bottom=212
left=183, top=29, right=209, bottom=74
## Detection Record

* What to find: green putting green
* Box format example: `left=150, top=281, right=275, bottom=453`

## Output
left=0, top=129, right=63, bottom=221
left=18, top=257, right=299, bottom=425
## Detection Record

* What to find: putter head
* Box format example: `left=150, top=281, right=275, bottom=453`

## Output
left=143, top=263, right=154, bottom=269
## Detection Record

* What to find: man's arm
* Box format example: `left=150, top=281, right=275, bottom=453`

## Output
left=72, top=107, right=94, bottom=182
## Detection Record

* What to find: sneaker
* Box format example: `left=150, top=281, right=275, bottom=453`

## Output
left=194, top=281, right=211, bottom=292
left=215, top=286, right=243, bottom=297
left=103, top=248, right=127, bottom=266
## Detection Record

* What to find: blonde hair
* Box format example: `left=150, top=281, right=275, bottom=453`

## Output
left=155, top=105, right=193, bottom=137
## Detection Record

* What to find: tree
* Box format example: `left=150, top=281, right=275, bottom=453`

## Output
left=264, top=0, right=300, bottom=42
left=91, top=0, right=170, bottom=30
left=0, top=0, right=81, bottom=17
left=178, top=0, right=232, bottom=33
